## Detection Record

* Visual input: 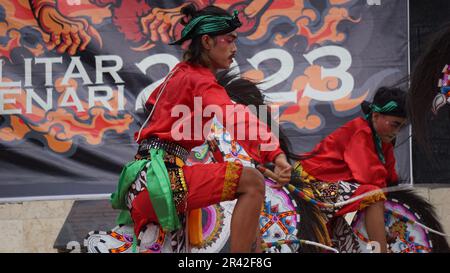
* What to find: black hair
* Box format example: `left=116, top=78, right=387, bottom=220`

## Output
left=180, top=4, right=231, bottom=66
left=216, top=71, right=307, bottom=161
left=407, top=23, right=450, bottom=148
left=361, top=86, right=407, bottom=119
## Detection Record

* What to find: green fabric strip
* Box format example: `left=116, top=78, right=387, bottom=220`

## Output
left=364, top=101, right=399, bottom=120
left=110, top=148, right=180, bottom=231
left=132, top=234, right=137, bottom=253
left=111, top=159, right=150, bottom=225
left=370, top=101, right=398, bottom=114
left=372, top=133, right=386, bottom=164
left=146, top=148, right=180, bottom=231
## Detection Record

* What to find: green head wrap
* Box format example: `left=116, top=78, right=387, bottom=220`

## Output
left=169, top=10, right=242, bottom=45
left=364, top=101, right=399, bottom=120
left=370, top=101, right=398, bottom=114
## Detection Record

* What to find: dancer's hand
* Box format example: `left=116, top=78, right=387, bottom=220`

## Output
left=272, top=154, right=292, bottom=189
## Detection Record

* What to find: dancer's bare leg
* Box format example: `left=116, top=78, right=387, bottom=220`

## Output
left=253, top=225, right=262, bottom=253
left=230, top=167, right=265, bottom=252
left=365, top=200, right=388, bottom=253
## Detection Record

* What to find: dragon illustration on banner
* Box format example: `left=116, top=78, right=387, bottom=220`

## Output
left=0, top=0, right=401, bottom=156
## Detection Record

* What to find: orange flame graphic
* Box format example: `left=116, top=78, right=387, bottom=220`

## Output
left=0, top=77, right=133, bottom=153
left=279, top=65, right=368, bottom=129
left=241, top=0, right=359, bottom=49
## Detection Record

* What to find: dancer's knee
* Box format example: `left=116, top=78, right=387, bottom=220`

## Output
left=238, top=167, right=265, bottom=197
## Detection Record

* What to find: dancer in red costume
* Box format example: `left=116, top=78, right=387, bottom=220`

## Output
left=297, top=86, right=407, bottom=252
left=111, top=4, right=291, bottom=253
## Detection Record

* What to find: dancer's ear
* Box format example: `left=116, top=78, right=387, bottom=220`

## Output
left=201, top=35, right=214, bottom=50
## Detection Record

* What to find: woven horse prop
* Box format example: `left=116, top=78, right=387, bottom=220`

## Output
left=287, top=176, right=450, bottom=253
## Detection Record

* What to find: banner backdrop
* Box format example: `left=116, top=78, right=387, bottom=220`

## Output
left=0, top=0, right=409, bottom=199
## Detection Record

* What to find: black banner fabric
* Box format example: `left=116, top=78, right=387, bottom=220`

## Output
left=409, top=0, right=450, bottom=184
left=0, top=0, right=409, bottom=199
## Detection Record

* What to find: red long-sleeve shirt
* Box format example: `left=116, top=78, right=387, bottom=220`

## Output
left=135, top=61, right=283, bottom=164
left=301, top=117, right=398, bottom=188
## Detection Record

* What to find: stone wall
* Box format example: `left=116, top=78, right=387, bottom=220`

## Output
left=0, top=187, right=449, bottom=252
left=0, top=200, right=74, bottom=253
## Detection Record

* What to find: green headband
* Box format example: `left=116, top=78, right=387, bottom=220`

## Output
left=364, top=101, right=398, bottom=120
left=169, top=10, right=242, bottom=45
left=370, top=101, right=398, bottom=113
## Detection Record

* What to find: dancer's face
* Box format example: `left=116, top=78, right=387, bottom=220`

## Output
left=372, top=113, right=407, bottom=143
left=201, top=32, right=237, bottom=70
